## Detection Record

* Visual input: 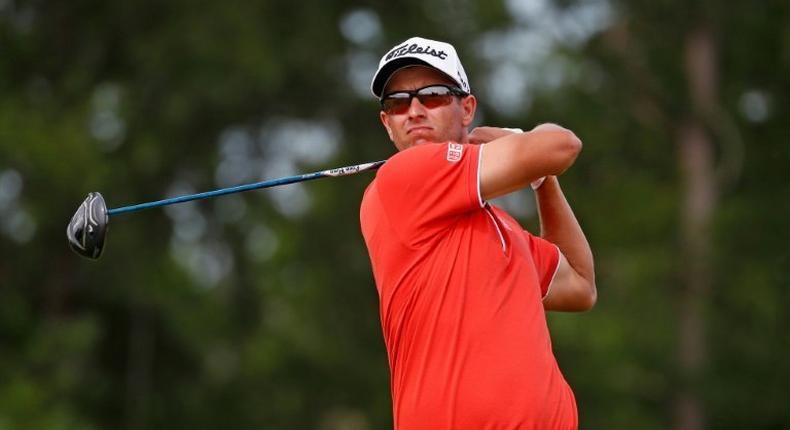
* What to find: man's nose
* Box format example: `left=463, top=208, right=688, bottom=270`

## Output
left=407, top=96, right=427, bottom=117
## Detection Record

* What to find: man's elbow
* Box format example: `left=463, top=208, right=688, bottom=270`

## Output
left=569, top=276, right=597, bottom=312
left=529, top=125, right=582, bottom=175
left=577, top=283, right=597, bottom=311
left=543, top=278, right=597, bottom=312
left=555, top=130, right=582, bottom=173
left=562, top=285, right=596, bottom=312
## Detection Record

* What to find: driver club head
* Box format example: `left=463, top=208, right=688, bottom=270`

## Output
left=67, top=192, right=109, bottom=260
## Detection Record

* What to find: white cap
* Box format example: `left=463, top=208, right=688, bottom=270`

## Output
left=370, top=36, right=471, bottom=98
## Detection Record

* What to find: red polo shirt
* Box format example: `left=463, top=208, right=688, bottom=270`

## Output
left=360, top=142, right=577, bottom=429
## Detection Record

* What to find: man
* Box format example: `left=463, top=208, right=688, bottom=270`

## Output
left=359, top=36, right=596, bottom=429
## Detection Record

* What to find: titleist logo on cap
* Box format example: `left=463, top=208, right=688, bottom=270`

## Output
left=371, top=36, right=471, bottom=97
left=385, top=43, right=448, bottom=61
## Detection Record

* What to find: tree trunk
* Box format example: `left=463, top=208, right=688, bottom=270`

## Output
left=674, top=25, right=718, bottom=430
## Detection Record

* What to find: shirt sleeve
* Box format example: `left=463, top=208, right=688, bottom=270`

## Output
left=525, top=232, right=561, bottom=298
left=375, top=142, right=483, bottom=247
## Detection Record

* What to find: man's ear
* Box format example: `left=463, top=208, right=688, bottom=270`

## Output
left=379, top=111, right=394, bottom=141
left=461, top=95, right=477, bottom=128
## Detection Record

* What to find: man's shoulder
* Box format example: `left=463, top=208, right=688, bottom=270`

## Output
left=378, top=141, right=474, bottom=183
left=360, top=178, right=379, bottom=208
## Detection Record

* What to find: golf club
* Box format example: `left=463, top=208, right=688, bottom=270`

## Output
left=67, top=160, right=386, bottom=260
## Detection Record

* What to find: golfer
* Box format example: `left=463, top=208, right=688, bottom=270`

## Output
left=360, top=36, right=596, bottom=429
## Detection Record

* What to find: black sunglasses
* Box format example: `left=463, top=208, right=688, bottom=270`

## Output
left=380, top=84, right=468, bottom=115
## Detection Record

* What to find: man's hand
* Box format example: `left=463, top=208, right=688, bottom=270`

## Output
left=467, top=126, right=521, bottom=145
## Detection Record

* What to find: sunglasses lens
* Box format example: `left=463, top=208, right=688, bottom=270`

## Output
left=381, top=85, right=464, bottom=114
left=417, top=95, right=452, bottom=108
left=381, top=96, right=411, bottom=115
left=416, top=86, right=454, bottom=109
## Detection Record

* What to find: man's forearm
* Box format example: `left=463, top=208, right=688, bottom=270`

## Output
left=535, top=176, right=595, bottom=284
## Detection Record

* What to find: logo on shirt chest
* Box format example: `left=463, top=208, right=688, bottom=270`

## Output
left=446, top=143, right=463, bottom=162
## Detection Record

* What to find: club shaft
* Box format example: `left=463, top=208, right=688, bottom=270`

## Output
left=107, top=160, right=386, bottom=216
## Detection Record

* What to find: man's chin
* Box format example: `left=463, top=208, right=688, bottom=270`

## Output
left=411, top=136, right=439, bottom=146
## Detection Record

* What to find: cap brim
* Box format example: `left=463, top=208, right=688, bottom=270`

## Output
left=371, top=57, right=433, bottom=98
